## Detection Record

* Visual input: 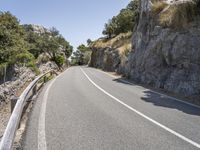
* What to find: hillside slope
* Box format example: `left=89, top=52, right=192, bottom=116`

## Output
left=89, top=0, right=200, bottom=101
left=89, top=32, right=131, bottom=72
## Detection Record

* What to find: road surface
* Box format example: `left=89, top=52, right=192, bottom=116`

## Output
left=22, top=66, right=200, bottom=150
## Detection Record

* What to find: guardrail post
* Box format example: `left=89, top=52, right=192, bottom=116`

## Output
left=44, top=76, right=47, bottom=83
left=33, top=84, right=37, bottom=95
left=10, top=96, right=18, bottom=113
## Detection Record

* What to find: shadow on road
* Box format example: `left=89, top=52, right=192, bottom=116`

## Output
left=141, top=90, right=200, bottom=116
left=113, top=78, right=200, bottom=117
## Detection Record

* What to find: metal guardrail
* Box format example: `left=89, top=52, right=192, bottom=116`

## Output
left=0, top=70, right=58, bottom=150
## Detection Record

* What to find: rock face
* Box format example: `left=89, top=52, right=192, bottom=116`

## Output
left=0, top=61, right=57, bottom=106
left=90, top=0, right=200, bottom=100
left=89, top=47, right=120, bottom=72
left=125, top=0, right=200, bottom=99
left=23, top=24, right=50, bottom=35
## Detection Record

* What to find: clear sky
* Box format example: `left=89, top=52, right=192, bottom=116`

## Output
left=0, top=0, right=130, bottom=49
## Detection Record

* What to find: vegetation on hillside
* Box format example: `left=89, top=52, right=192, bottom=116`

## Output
left=0, top=12, right=30, bottom=67
left=91, top=32, right=132, bottom=55
left=90, top=0, right=139, bottom=57
left=0, top=11, right=73, bottom=73
left=71, top=42, right=92, bottom=66
left=102, top=0, right=139, bottom=38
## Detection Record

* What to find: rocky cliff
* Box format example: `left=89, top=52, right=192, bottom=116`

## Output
left=90, top=47, right=120, bottom=72
left=90, top=0, right=200, bottom=100
left=0, top=61, right=57, bottom=106
left=0, top=24, right=63, bottom=105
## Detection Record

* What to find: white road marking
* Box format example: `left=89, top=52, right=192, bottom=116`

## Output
left=38, top=70, right=66, bottom=150
left=80, top=68, right=200, bottom=149
left=95, top=68, right=200, bottom=109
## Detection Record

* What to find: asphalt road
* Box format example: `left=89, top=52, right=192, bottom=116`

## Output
left=22, top=66, right=200, bottom=150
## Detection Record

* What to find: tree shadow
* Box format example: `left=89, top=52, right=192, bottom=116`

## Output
left=113, top=78, right=200, bottom=116
left=141, top=90, right=200, bottom=116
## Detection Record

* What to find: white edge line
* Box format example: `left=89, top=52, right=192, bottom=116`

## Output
left=80, top=68, right=200, bottom=149
left=95, top=68, right=200, bottom=109
left=38, top=69, right=67, bottom=150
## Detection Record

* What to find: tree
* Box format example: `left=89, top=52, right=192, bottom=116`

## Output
left=102, top=0, right=139, bottom=38
left=0, top=12, right=34, bottom=65
left=0, top=11, right=73, bottom=72
left=39, top=27, right=73, bottom=68
left=71, top=50, right=84, bottom=65
left=77, top=44, right=90, bottom=53
left=87, top=39, right=92, bottom=46
left=77, top=44, right=91, bottom=65
left=23, top=25, right=44, bottom=58
left=54, top=54, right=65, bottom=68
left=71, top=44, right=92, bottom=66
left=49, top=27, right=59, bottom=37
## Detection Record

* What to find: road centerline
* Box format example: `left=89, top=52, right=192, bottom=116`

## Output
left=80, top=67, right=200, bottom=149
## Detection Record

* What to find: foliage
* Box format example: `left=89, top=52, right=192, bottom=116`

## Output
left=23, top=25, right=44, bottom=58
left=83, top=51, right=92, bottom=65
left=0, top=12, right=29, bottom=65
left=102, top=0, right=139, bottom=38
left=0, top=11, right=73, bottom=73
left=71, top=50, right=84, bottom=65
left=71, top=44, right=92, bottom=65
left=77, top=44, right=91, bottom=52
left=54, top=54, right=65, bottom=68
left=87, top=39, right=92, bottom=46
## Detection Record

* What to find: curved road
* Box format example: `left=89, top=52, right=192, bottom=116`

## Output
left=22, top=66, right=200, bottom=150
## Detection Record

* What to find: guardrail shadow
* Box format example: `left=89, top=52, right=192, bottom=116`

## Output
left=113, top=78, right=200, bottom=116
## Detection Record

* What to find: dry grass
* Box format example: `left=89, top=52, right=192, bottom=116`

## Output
left=151, top=1, right=169, bottom=15
left=159, top=2, right=198, bottom=28
left=91, top=32, right=132, bottom=55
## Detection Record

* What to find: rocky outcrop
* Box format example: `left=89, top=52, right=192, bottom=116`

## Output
left=0, top=66, right=35, bottom=105
left=0, top=61, right=57, bottom=106
left=90, top=0, right=200, bottom=100
left=125, top=0, right=200, bottom=99
left=23, top=24, right=50, bottom=35
left=89, top=47, right=120, bottom=72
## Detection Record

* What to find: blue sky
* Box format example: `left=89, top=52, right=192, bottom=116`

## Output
left=0, top=0, right=130, bottom=49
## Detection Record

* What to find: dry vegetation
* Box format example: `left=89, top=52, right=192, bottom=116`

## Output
left=151, top=0, right=200, bottom=28
left=91, top=32, right=132, bottom=55
left=151, top=1, right=168, bottom=15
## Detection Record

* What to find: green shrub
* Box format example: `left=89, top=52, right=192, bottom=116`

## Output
left=27, top=61, right=40, bottom=75
left=15, top=52, right=35, bottom=64
left=54, top=54, right=65, bottom=68
left=102, top=0, right=139, bottom=38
